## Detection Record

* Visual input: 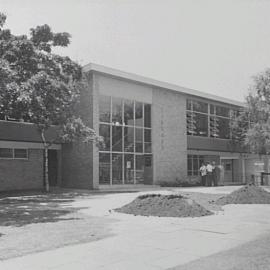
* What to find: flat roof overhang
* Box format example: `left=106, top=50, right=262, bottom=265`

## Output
left=83, top=63, right=245, bottom=108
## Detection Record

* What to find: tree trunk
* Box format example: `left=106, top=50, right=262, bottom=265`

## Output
left=41, top=131, right=50, bottom=192
left=44, top=146, right=49, bottom=192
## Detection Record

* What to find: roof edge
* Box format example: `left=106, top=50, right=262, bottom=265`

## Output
left=83, top=63, right=245, bottom=107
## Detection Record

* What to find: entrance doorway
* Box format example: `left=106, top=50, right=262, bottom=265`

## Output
left=221, top=159, right=233, bottom=183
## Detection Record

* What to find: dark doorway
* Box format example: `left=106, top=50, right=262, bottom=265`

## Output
left=48, top=150, right=58, bottom=186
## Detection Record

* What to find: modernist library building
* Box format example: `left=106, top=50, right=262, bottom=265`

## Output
left=0, top=63, right=269, bottom=191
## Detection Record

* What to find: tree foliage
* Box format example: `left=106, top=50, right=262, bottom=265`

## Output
left=0, top=13, right=100, bottom=191
left=0, top=12, right=98, bottom=145
left=232, top=68, right=270, bottom=154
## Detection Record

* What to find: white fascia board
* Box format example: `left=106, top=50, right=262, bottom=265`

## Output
left=83, top=63, right=245, bottom=108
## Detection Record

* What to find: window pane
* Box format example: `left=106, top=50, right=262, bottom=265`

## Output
left=112, top=126, right=122, bottom=152
left=99, top=124, right=110, bottom=151
left=135, top=155, right=144, bottom=184
left=99, top=153, right=110, bottom=184
left=210, top=104, right=215, bottom=114
left=112, top=97, right=122, bottom=124
left=14, top=149, right=27, bottom=159
left=218, top=117, right=230, bottom=139
left=216, top=106, right=230, bottom=117
left=193, top=156, right=199, bottom=175
left=124, top=99, right=134, bottom=126
left=144, top=104, right=151, bottom=128
left=144, top=129, right=151, bottom=142
left=112, top=153, right=122, bottom=184
left=193, top=101, right=208, bottom=113
left=187, top=155, right=192, bottom=171
left=144, top=129, right=151, bottom=153
left=135, top=102, right=143, bottom=126
left=194, top=113, right=208, bottom=137
left=144, top=155, right=152, bottom=167
left=124, top=154, right=134, bottom=184
left=124, top=127, right=134, bottom=152
left=0, top=148, right=13, bottom=158
left=187, top=112, right=196, bottom=135
left=135, top=128, right=143, bottom=152
left=199, top=156, right=204, bottom=167
left=186, top=99, right=192, bottom=110
left=210, top=116, right=219, bottom=138
left=99, top=95, right=111, bottom=123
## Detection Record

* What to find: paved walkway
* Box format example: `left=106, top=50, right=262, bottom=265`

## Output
left=1, top=186, right=270, bottom=270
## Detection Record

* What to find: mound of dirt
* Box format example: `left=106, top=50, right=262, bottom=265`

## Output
left=216, top=185, right=270, bottom=205
left=115, top=194, right=213, bottom=217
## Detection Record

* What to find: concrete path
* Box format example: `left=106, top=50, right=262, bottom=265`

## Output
left=1, top=186, right=270, bottom=270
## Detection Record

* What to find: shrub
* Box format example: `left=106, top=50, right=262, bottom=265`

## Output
left=158, top=177, right=201, bottom=187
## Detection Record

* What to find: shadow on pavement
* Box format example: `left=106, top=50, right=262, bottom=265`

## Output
left=0, top=192, right=88, bottom=227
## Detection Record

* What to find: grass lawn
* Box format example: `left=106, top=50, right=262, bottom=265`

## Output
left=0, top=191, right=115, bottom=260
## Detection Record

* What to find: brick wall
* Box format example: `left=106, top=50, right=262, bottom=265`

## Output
left=0, top=149, right=43, bottom=191
left=61, top=72, right=97, bottom=189
left=152, top=88, right=187, bottom=183
left=61, top=143, right=93, bottom=189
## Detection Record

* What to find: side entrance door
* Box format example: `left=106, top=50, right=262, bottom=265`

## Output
left=221, top=159, right=233, bottom=183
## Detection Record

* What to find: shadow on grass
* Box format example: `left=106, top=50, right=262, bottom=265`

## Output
left=0, top=192, right=87, bottom=227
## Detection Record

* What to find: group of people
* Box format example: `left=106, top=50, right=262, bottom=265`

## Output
left=199, top=161, right=218, bottom=187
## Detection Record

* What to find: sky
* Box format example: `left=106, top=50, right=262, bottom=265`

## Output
left=1, top=0, right=270, bottom=102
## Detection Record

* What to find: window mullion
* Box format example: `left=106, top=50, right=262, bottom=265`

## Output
left=110, top=96, right=112, bottom=185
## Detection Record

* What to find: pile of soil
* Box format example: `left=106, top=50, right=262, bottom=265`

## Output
left=216, top=185, right=270, bottom=205
left=115, top=194, right=213, bottom=217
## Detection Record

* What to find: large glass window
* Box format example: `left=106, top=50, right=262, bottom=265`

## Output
left=112, top=126, right=122, bottom=152
left=112, top=153, right=122, bottom=184
left=187, top=155, right=204, bottom=176
left=99, top=124, right=110, bottom=151
left=99, top=95, right=111, bottom=123
left=193, top=101, right=208, bottom=113
left=144, top=129, right=151, bottom=153
left=135, top=102, right=143, bottom=127
left=187, top=99, right=234, bottom=140
left=135, top=128, right=143, bottom=153
left=112, top=97, right=122, bottom=125
left=144, top=104, right=151, bottom=128
left=135, top=155, right=144, bottom=184
left=216, top=105, right=230, bottom=117
left=99, top=153, right=110, bottom=184
left=186, top=99, right=192, bottom=110
left=124, top=154, right=134, bottom=184
left=194, top=113, right=208, bottom=137
left=124, top=99, right=134, bottom=126
left=218, top=117, right=230, bottom=139
left=124, top=127, right=134, bottom=152
left=99, top=95, right=152, bottom=185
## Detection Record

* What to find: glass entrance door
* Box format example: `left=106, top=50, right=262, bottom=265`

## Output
left=221, top=159, right=233, bottom=183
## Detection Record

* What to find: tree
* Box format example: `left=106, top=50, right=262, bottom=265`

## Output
left=232, top=68, right=270, bottom=155
left=0, top=13, right=100, bottom=192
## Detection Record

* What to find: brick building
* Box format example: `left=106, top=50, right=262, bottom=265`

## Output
left=0, top=63, right=269, bottom=191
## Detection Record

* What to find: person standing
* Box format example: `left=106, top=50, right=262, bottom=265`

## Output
left=212, top=161, right=218, bottom=186
left=206, top=162, right=213, bottom=186
left=199, top=162, right=207, bottom=186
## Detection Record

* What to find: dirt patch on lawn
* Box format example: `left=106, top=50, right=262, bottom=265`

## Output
left=216, top=185, right=270, bottom=205
left=115, top=194, right=213, bottom=217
